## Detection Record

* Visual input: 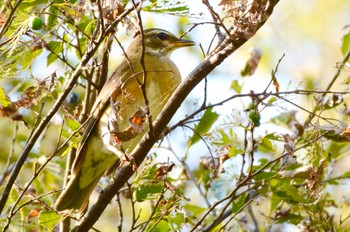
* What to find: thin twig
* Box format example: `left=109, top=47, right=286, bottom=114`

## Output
left=165, top=137, right=214, bottom=214
left=0, top=123, right=18, bottom=186
left=304, top=49, right=350, bottom=127
left=116, top=193, right=123, bottom=232
left=132, top=0, right=153, bottom=133
left=0, top=0, right=23, bottom=39
left=0, top=3, right=138, bottom=214
left=3, top=118, right=86, bottom=230
left=141, top=179, right=167, bottom=231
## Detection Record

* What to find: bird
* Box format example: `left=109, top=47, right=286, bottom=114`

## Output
left=55, top=28, right=195, bottom=212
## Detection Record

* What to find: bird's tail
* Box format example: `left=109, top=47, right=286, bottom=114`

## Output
left=55, top=171, right=100, bottom=212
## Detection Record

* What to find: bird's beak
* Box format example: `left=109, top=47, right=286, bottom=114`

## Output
left=171, top=38, right=195, bottom=48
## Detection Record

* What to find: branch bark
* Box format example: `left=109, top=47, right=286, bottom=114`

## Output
left=73, top=0, right=280, bottom=230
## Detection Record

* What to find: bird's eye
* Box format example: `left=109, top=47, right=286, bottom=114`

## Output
left=157, top=32, right=167, bottom=40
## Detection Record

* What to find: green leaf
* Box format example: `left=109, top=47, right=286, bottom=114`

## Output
left=64, top=114, right=81, bottom=131
left=0, top=88, right=11, bottom=107
left=44, top=0, right=67, bottom=30
left=326, top=179, right=339, bottom=185
left=151, top=220, right=170, bottom=232
left=38, top=210, right=62, bottom=230
left=78, top=15, right=96, bottom=36
left=133, top=163, right=159, bottom=183
left=18, top=0, right=48, bottom=10
left=48, top=40, right=63, bottom=52
left=240, top=62, right=251, bottom=77
left=20, top=49, right=43, bottom=70
left=57, top=135, right=80, bottom=158
left=47, top=41, right=62, bottom=66
left=183, top=204, right=206, bottom=216
left=251, top=158, right=269, bottom=172
left=254, top=171, right=275, bottom=181
left=275, top=185, right=306, bottom=204
left=193, top=166, right=210, bottom=189
left=232, top=193, right=247, bottom=214
left=167, top=213, right=184, bottom=230
left=341, top=31, right=350, bottom=55
left=276, top=213, right=303, bottom=224
left=46, top=6, right=58, bottom=30
left=47, top=52, right=58, bottom=67
left=283, top=162, right=303, bottom=171
left=269, top=111, right=295, bottom=127
left=133, top=183, right=163, bottom=202
left=143, top=0, right=189, bottom=16
left=270, top=194, right=282, bottom=213
left=338, top=170, right=350, bottom=179
left=267, top=96, right=277, bottom=105
left=76, top=37, right=87, bottom=59
left=228, top=145, right=244, bottom=158
left=263, top=133, right=280, bottom=141
left=230, top=80, right=242, bottom=93
left=219, top=129, right=230, bottom=144
left=187, top=108, right=219, bottom=148
left=257, top=136, right=275, bottom=153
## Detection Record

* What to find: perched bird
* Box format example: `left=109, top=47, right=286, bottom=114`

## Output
left=55, top=28, right=195, bottom=211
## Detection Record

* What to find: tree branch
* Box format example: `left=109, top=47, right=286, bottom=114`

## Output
left=73, top=1, right=280, bottom=230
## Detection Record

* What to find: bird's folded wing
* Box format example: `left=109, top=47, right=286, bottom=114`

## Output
left=71, top=70, right=124, bottom=174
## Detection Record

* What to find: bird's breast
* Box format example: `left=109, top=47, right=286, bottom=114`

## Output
left=98, top=54, right=181, bottom=155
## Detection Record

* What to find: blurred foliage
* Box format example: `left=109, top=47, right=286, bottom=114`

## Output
left=0, top=0, right=350, bottom=231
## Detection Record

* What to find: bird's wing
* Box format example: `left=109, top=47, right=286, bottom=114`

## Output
left=71, top=61, right=128, bottom=173
left=55, top=70, right=126, bottom=211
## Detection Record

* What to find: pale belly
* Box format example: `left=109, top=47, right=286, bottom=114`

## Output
left=98, top=68, right=181, bottom=158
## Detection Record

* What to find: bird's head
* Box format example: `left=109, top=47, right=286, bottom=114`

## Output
left=127, top=28, right=195, bottom=56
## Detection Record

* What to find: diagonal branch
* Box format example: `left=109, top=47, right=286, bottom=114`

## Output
left=73, top=1, right=280, bottom=230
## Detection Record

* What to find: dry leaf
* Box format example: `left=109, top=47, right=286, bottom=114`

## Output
left=0, top=81, right=46, bottom=127
left=316, top=94, right=343, bottom=109
left=282, top=134, right=295, bottom=156
left=306, top=160, right=325, bottom=197
left=0, top=12, right=6, bottom=28
left=16, top=83, right=45, bottom=108
left=27, top=208, right=42, bottom=220
left=0, top=88, right=28, bottom=127
left=340, top=127, right=350, bottom=141
left=241, top=48, right=262, bottom=76
left=155, top=162, right=175, bottom=178
left=219, top=0, right=235, bottom=10
left=109, top=107, right=147, bottom=143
